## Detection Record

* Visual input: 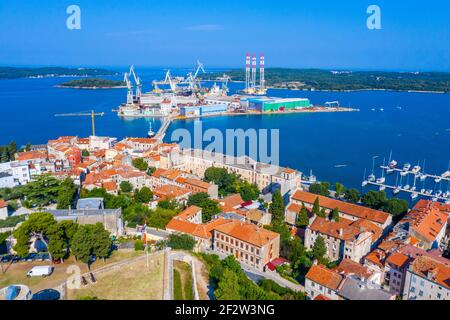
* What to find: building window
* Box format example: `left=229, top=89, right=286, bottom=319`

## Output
left=419, top=290, right=424, bottom=297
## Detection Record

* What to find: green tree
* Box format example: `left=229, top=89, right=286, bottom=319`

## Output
left=23, top=174, right=61, bottom=207
left=330, top=207, right=340, bottom=222
left=239, top=181, right=260, bottom=202
left=334, top=183, right=346, bottom=198
left=309, top=182, right=330, bottom=197
left=187, top=192, right=220, bottom=222
left=71, top=223, right=111, bottom=266
left=204, top=167, right=241, bottom=197
left=317, top=207, right=327, bottom=218
left=167, top=233, right=196, bottom=251
left=382, top=198, right=409, bottom=217
left=157, top=200, right=181, bottom=211
left=269, top=190, right=285, bottom=224
left=57, top=178, right=77, bottom=209
left=13, top=212, right=62, bottom=260
left=312, top=197, right=321, bottom=216
left=132, top=158, right=148, bottom=172
left=215, top=268, right=241, bottom=300
left=134, top=187, right=153, bottom=203
left=8, top=141, right=17, bottom=161
left=81, top=149, right=90, bottom=157
left=344, top=188, right=361, bottom=203
left=147, top=167, right=157, bottom=176
left=134, top=239, right=145, bottom=251
left=362, top=190, right=387, bottom=209
left=147, top=207, right=178, bottom=229
left=296, top=203, right=309, bottom=228
left=120, top=181, right=133, bottom=193
left=312, top=235, right=326, bottom=260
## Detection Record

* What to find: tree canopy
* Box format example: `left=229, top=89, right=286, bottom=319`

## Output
left=187, top=192, right=220, bottom=223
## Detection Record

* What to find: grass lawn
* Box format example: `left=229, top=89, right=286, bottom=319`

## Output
left=0, top=249, right=143, bottom=294
left=67, top=251, right=165, bottom=300
left=173, top=260, right=193, bottom=300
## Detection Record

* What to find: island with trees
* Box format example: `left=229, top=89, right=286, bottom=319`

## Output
left=0, top=67, right=119, bottom=79
left=203, top=68, right=450, bottom=93
left=57, top=78, right=126, bottom=89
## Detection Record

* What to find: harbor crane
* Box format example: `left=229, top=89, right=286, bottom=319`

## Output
left=129, top=65, right=142, bottom=99
left=124, top=72, right=134, bottom=104
left=186, top=60, right=206, bottom=89
left=55, top=110, right=105, bottom=137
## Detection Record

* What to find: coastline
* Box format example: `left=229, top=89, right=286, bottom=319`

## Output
left=202, top=79, right=448, bottom=95
left=55, top=85, right=127, bottom=90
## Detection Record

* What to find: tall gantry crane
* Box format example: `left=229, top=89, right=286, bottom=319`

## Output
left=123, top=72, right=134, bottom=104
left=129, top=65, right=142, bottom=100
left=55, top=110, right=105, bottom=137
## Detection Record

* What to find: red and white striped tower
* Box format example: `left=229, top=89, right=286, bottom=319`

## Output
left=252, top=54, right=257, bottom=89
left=245, top=53, right=251, bottom=92
left=260, top=53, right=265, bottom=92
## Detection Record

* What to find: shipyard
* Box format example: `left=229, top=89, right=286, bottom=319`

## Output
left=116, top=55, right=358, bottom=120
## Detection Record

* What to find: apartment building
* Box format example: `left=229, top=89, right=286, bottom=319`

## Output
left=305, top=264, right=344, bottom=300
left=212, top=220, right=280, bottom=270
left=305, top=216, right=382, bottom=263
left=291, top=190, right=392, bottom=230
left=180, top=149, right=301, bottom=196
left=403, top=255, right=450, bottom=300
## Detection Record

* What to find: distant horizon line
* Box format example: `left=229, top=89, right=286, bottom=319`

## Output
left=1, top=64, right=450, bottom=74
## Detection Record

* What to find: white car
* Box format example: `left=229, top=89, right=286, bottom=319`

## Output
left=26, top=266, right=54, bottom=278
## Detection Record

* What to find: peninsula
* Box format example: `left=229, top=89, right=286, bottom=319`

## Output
left=203, top=68, right=450, bottom=93
left=0, top=67, right=119, bottom=79
left=57, top=78, right=126, bottom=89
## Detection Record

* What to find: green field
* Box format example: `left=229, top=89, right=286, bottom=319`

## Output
left=173, top=261, right=193, bottom=300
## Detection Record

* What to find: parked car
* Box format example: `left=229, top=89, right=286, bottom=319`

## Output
left=26, top=253, right=38, bottom=262
left=11, top=256, right=20, bottom=263
left=1, top=255, right=13, bottom=263
left=26, top=266, right=54, bottom=278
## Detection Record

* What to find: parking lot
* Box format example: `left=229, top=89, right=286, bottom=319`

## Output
left=0, top=250, right=144, bottom=295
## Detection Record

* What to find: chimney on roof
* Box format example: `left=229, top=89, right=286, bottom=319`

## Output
left=313, top=259, right=318, bottom=266
left=339, top=228, right=344, bottom=237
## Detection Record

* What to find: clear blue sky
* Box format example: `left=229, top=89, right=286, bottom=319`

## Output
left=0, top=0, right=449, bottom=70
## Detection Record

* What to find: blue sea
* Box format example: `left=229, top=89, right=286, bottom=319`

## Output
left=1, top=68, right=450, bottom=198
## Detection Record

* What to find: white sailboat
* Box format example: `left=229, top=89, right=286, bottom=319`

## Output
left=376, top=158, right=386, bottom=184
left=420, top=160, right=427, bottom=181
left=362, top=168, right=368, bottom=187
left=368, top=156, right=378, bottom=182
left=147, top=122, right=155, bottom=137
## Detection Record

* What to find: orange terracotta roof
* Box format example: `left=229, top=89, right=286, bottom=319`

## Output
left=313, top=294, right=331, bottom=301
left=287, top=203, right=301, bottom=213
left=0, top=199, right=7, bottom=209
left=335, top=259, right=373, bottom=279
left=386, top=252, right=410, bottom=269
left=292, top=190, right=390, bottom=225
left=213, top=220, right=279, bottom=247
left=364, top=249, right=386, bottom=268
left=177, top=206, right=202, bottom=221
left=309, top=216, right=381, bottom=242
left=306, top=264, right=343, bottom=290
left=166, top=217, right=229, bottom=239
left=102, top=181, right=117, bottom=192
left=126, top=137, right=158, bottom=144
left=410, top=255, right=450, bottom=289
left=184, top=178, right=210, bottom=190
left=154, top=185, right=191, bottom=199
left=220, top=194, right=244, bottom=209
left=16, top=150, right=47, bottom=161
left=403, top=202, right=448, bottom=242
left=152, top=168, right=167, bottom=179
